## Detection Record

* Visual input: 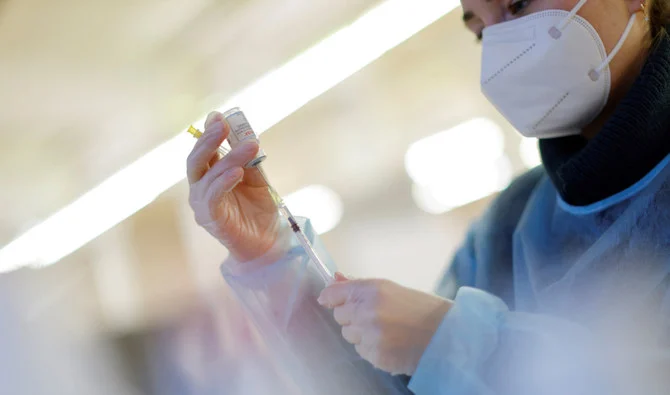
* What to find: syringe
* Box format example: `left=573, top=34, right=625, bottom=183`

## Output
left=254, top=165, right=334, bottom=282
left=187, top=115, right=333, bottom=283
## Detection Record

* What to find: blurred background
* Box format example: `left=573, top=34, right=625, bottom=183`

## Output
left=0, top=0, right=540, bottom=393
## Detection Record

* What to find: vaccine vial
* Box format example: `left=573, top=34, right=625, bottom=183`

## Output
left=223, top=107, right=267, bottom=167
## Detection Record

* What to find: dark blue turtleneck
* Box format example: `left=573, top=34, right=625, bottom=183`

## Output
left=540, top=32, right=670, bottom=205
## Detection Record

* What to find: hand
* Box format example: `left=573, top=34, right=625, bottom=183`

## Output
left=187, top=111, right=280, bottom=262
left=318, top=276, right=453, bottom=375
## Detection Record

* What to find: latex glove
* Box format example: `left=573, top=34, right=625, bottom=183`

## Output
left=187, top=111, right=281, bottom=263
left=317, top=276, right=453, bottom=376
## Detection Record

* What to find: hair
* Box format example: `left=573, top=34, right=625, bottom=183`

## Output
left=648, top=0, right=670, bottom=39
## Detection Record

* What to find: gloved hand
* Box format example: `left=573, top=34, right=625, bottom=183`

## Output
left=317, top=276, right=453, bottom=376
left=187, top=111, right=281, bottom=263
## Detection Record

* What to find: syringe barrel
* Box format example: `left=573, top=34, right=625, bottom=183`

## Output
left=223, top=107, right=267, bottom=168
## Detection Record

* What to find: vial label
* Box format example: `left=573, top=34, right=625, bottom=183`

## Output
left=226, top=111, right=257, bottom=146
left=223, top=108, right=268, bottom=168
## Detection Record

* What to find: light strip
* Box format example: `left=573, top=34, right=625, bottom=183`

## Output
left=0, top=0, right=460, bottom=273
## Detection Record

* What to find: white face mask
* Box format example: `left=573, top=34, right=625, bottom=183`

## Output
left=480, top=0, right=637, bottom=139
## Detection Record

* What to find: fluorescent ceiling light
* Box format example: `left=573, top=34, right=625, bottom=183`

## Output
left=519, top=138, right=542, bottom=169
left=0, top=0, right=460, bottom=273
left=411, top=157, right=513, bottom=214
left=284, top=185, right=344, bottom=234
left=405, top=118, right=505, bottom=185
left=405, top=118, right=513, bottom=214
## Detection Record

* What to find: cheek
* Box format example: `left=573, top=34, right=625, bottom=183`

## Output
left=577, top=0, right=632, bottom=53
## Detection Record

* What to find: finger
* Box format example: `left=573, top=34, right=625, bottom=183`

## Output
left=199, top=142, right=259, bottom=189
left=186, top=121, right=228, bottom=183
left=204, top=166, right=245, bottom=203
left=333, top=303, right=356, bottom=326
left=341, top=326, right=362, bottom=345
left=205, top=111, right=223, bottom=129
left=318, top=280, right=366, bottom=308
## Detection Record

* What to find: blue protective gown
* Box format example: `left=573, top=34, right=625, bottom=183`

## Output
left=222, top=27, right=670, bottom=395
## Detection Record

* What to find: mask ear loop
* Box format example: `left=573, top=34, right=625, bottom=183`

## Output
left=548, top=0, right=589, bottom=39
left=588, top=14, right=637, bottom=81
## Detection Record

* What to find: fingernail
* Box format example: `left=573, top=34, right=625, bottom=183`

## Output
left=205, top=111, right=223, bottom=128
left=317, top=296, right=326, bottom=305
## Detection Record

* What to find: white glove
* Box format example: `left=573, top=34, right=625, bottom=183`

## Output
left=318, top=275, right=453, bottom=375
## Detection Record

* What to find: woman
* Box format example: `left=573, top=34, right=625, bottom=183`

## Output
left=187, top=0, right=670, bottom=393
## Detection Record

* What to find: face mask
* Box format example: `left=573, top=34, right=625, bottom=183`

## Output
left=480, top=0, right=636, bottom=138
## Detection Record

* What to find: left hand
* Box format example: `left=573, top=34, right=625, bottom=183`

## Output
left=317, top=275, right=453, bottom=375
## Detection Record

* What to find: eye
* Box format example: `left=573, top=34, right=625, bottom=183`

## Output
left=508, top=0, right=532, bottom=15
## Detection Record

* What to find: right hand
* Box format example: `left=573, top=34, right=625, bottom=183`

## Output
left=187, top=111, right=280, bottom=262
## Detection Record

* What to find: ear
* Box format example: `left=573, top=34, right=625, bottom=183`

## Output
left=626, top=0, right=644, bottom=14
